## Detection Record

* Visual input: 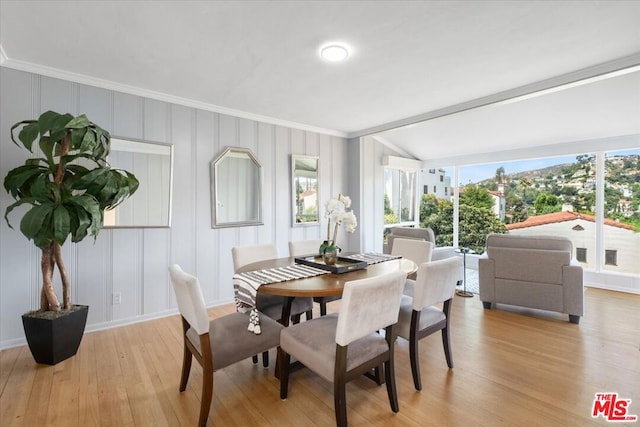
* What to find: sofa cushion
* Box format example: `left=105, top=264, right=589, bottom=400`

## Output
left=491, top=247, right=570, bottom=285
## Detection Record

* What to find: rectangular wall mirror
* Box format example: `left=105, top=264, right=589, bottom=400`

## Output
left=292, top=155, right=319, bottom=226
left=105, top=138, right=173, bottom=227
left=211, top=147, right=263, bottom=228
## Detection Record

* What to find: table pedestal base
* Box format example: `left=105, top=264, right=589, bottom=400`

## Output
left=455, top=290, right=474, bottom=298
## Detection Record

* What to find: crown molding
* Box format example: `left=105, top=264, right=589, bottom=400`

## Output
left=0, top=56, right=348, bottom=138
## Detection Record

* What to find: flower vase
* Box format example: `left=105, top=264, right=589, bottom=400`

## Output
left=323, top=249, right=338, bottom=265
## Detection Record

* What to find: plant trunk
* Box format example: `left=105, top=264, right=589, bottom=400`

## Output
left=41, top=244, right=61, bottom=312
left=53, top=241, right=71, bottom=310
left=333, top=222, right=339, bottom=246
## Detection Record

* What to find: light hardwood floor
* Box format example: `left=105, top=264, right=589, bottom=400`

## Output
left=1, top=287, right=639, bottom=426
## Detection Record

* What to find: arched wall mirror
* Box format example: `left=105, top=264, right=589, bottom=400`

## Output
left=211, top=147, right=263, bottom=228
left=105, top=138, right=173, bottom=228
left=291, top=155, right=319, bottom=226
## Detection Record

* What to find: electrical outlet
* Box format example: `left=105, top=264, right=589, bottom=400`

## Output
left=112, top=292, right=122, bottom=305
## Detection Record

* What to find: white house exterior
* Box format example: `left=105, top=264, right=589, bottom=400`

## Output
left=507, top=211, right=639, bottom=275
left=421, top=168, right=452, bottom=200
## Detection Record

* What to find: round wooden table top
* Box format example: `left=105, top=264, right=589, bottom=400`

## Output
left=237, top=256, right=417, bottom=298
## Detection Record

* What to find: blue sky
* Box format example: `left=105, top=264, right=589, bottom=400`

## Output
left=454, top=148, right=640, bottom=185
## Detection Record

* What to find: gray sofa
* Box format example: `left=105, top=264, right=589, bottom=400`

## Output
left=479, top=234, right=584, bottom=324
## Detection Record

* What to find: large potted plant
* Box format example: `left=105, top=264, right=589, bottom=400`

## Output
left=3, top=111, right=139, bottom=365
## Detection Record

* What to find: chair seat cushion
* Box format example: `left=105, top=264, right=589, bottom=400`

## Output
left=257, top=294, right=313, bottom=320
left=396, top=296, right=446, bottom=340
left=186, top=312, right=283, bottom=370
left=280, top=314, right=389, bottom=382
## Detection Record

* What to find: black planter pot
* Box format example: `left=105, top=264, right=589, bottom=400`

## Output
left=22, top=305, right=89, bottom=365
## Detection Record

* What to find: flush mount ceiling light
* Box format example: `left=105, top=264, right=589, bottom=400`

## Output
left=320, top=43, right=350, bottom=62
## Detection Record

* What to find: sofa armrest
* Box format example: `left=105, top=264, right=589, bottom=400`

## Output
left=562, top=264, right=584, bottom=316
left=478, top=258, right=495, bottom=302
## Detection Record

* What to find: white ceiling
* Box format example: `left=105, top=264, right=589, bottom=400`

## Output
left=1, top=1, right=639, bottom=161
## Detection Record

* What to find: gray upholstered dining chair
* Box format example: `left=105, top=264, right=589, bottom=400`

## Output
left=395, top=256, right=461, bottom=391
left=232, top=243, right=313, bottom=366
left=390, top=237, right=434, bottom=294
left=278, top=270, right=406, bottom=427
left=168, top=264, right=283, bottom=427
left=288, top=239, right=341, bottom=316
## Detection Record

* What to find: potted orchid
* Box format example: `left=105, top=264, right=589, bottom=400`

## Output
left=320, top=193, right=357, bottom=265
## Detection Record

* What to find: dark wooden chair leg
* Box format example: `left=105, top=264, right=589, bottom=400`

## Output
left=334, top=345, right=349, bottom=427
left=179, top=317, right=193, bottom=392
left=199, top=335, right=214, bottom=427
left=442, top=326, right=453, bottom=368
left=334, top=380, right=347, bottom=427
left=482, top=301, right=492, bottom=309
left=569, top=314, right=580, bottom=324
left=320, top=301, right=327, bottom=316
left=385, top=325, right=399, bottom=412
left=262, top=351, right=269, bottom=368
left=179, top=345, right=193, bottom=392
left=252, top=355, right=258, bottom=364
left=409, top=312, right=422, bottom=391
left=279, top=348, right=291, bottom=399
left=305, top=310, right=313, bottom=321
left=384, top=359, right=399, bottom=413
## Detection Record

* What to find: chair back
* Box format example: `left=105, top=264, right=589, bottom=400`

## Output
left=168, top=264, right=210, bottom=335
left=335, top=270, right=405, bottom=346
left=391, top=238, right=434, bottom=266
left=288, top=239, right=324, bottom=257
left=412, top=256, right=461, bottom=311
left=387, top=227, right=435, bottom=253
left=232, top=244, right=278, bottom=273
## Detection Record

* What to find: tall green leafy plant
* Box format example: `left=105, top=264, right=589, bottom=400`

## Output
left=4, top=111, right=139, bottom=312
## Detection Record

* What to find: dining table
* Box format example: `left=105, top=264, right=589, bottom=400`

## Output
left=236, top=253, right=417, bottom=380
left=236, top=254, right=418, bottom=327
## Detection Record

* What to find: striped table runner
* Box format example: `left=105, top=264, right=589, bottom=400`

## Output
left=345, top=253, right=401, bottom=265
left=233, top=264, right=328, bottom=334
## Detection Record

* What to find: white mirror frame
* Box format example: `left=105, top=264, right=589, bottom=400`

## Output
left=211, top=147, right=263, bottom=228
left=291, top=155, right=319, bottom=227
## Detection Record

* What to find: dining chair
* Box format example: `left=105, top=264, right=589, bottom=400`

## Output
left=168, top=264, right=283, bottom=427
left=391, top=237, right=434, bottom=296
left=232, top=244, right=313, bottom=366
left=288, top=239, right=341, bottom=316
left=395, top=256, right=461, bottom=391
left=278, top=270, right=406, bottom=427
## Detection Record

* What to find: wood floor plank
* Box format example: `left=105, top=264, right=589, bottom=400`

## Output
left=0, top=287, right=638, bottom=426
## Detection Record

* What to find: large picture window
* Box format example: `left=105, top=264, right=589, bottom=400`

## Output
left=411, top=148, right=639, bottom=276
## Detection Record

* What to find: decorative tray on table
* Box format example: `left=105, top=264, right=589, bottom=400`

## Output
left=294, top=255, right=368, bottom=274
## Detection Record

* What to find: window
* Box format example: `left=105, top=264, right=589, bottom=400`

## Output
left=576, top=247, right=587, bottom=263
left=423, top=185, right=428, bottom=194
left=440, top=175, right=444, bottom=182
left=445, top=187, right=448, bottom=196
left=602, top=148, right=639, bottom=274
left=384, top=168, right=417, bottom=226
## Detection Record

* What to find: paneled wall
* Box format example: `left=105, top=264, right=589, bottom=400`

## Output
left=0, top=68, right=352, bottom=348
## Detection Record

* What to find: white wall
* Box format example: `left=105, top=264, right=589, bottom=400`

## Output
left=0, top=68, right=350, bottom=348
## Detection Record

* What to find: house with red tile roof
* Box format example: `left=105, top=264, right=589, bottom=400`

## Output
left=506, top=210, right=638, bottom=274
